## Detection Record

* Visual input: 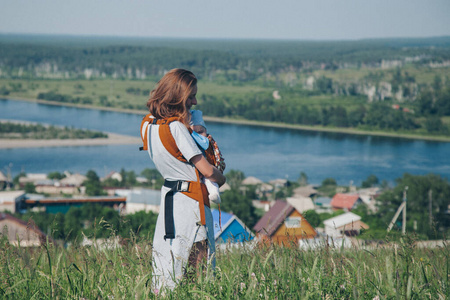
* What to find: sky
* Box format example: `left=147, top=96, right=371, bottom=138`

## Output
left=1, top=0, right=449, bottom=41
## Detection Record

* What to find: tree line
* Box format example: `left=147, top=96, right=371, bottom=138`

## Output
left=0, top=122, right=107, bottom=139
left=1, top=35, right=449, bottom=81
left=197, top=87, right=450, bottom=136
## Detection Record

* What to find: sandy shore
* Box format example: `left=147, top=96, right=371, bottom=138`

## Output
left=0, top=133, right=142, bottom=149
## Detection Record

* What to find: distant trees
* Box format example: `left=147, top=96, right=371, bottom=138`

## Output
left=16, top=204, right=158, bottom=242
left=220, top=189, right=259, bottom=229
left=47, top=171, right=66, bottom=180
left=37, top=91, right=93, bottom=105
left=0, top=122, right=107, bottom=139
left=197, top=92, right=450, bottom=135
left=361, top=174, right=379, bottom=188
left=362, top=173, right=450, bottom=239
left=84, top=170, right=106, bottom=196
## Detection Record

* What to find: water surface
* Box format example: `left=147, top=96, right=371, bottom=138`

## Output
left=1, top=98, right=449, bottom=185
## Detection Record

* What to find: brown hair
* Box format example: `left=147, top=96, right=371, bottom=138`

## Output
left=146, top=68, right=197, bottom=127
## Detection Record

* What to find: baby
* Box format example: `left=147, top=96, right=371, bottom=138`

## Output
left=190, top=110, right=224, bottom=204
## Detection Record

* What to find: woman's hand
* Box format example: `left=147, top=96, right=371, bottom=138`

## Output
left=190, top=154, right=226, bottom=187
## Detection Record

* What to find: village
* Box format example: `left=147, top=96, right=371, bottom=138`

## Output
left=0, top=169, right=385, bottom=249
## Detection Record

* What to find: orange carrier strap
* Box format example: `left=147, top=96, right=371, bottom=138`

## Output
left=140, top=114, right=210, bottom=239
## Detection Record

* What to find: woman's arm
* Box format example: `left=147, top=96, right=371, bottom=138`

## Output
left=191, top=154, right=226, bottom=187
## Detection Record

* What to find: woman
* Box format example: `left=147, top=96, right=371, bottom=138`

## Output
left=140, top=68, right=226, bottom=291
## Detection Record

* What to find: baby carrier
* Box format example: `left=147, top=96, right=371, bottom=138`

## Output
left=140, top=114, right=224, bottom=240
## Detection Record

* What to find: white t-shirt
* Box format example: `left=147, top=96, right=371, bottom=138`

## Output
left=147, top=120, right=202, bottom=182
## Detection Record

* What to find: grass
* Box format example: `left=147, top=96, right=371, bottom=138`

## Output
left=1, top=233, right=448, bottom=299
left=0, top=78, right=270, bottom=112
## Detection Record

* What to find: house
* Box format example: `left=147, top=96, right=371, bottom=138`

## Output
left=286, top=195, right=314, bottom=213
left=0, top=213, right=48, bottom=246
left=330, top=193, right=364, bottom=211
left=268, top=178, right=289, bottom=189
left=0, top=190, right=26, bottom=213
left=211, top=209, right=254, bottom=244
left=242, top=176, right=263, bottom=185
left=323, top=212, right=369, bottom=237
left=18, top=173, right=47, bottom=186
left=253, top=200, right=317, bottom=246
left=357, top=187, right=380, bottom=213
left=241, top=176, right=273, bottom=197
left=252, top=200, right=274, bottom=212
left=60, top=173, right=87, bottom=187
left=293, top=185, right=318, bottom=198
left=219, top=182, right=231, bottom=193
left=0, top=171, right=13, bottom=190
left=115, top=188, right=161, bottom=214
left=314, top=196, right=332, bottom=213
left=102, top=171, right=123, bottom=183
left=32, top=173, right=87, bottom=195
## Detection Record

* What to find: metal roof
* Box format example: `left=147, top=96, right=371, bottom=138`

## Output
left=323, top=212, right=362, bottom=228
left=253, top=200, right=294, bottom=236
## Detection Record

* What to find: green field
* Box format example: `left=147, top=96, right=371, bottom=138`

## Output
left=0, top=78, right=270, bottom=112
left=1, top=234, right=447, bottom=299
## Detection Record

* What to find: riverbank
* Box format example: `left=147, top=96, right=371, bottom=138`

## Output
left=5, top=97, right=450, bottom=143
left=0, top=132, right=141, bottom=149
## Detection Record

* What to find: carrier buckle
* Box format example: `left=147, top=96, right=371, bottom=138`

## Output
left=177, top=181, right=190, bottom=192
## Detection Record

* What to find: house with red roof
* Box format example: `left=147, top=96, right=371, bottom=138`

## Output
left=253, top=200, right=317, bottom=246
left=330, top=193, right=363, bottom=211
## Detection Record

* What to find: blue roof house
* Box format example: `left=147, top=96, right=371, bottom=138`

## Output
left=211, top=209, right=255, bottom=244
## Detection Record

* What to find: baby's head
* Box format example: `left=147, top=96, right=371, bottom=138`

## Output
left=192, top=124, right=207, bottom=136
left=190, top=110, right=207, bottom=137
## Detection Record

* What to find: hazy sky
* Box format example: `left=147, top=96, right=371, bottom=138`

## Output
left=1, top=0, right=449, bottom=40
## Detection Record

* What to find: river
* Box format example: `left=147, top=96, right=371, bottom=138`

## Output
left=1, top=98, right=449, bottom=186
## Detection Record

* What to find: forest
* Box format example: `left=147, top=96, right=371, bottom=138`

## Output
left=1, top=34, right=449, bottom=138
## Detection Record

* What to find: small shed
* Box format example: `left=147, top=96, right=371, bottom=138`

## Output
left=323, top=212, right=369, bottom=237
left=253, top=200, right=317, bottom=246
left=0, top=213, right=48, bottom=246
left=330, top=193, right=364, bottom=211
left=212, top=209, right=254, bottom=244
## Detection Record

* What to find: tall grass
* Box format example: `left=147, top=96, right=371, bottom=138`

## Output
left=1, top=234, right=448, bottom=299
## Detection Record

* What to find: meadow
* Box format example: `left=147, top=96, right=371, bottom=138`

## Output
left=1, top=233, right=448, bottom=299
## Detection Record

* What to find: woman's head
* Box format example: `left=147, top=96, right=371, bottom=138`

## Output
left=147, top=68, right=197, bottom=126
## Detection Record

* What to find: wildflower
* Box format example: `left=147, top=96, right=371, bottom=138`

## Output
left=251, top=272, right=257, bottom=280
left=240, top=282, right=246, bottom=291
left=372, top=296, right=380, bottom=300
